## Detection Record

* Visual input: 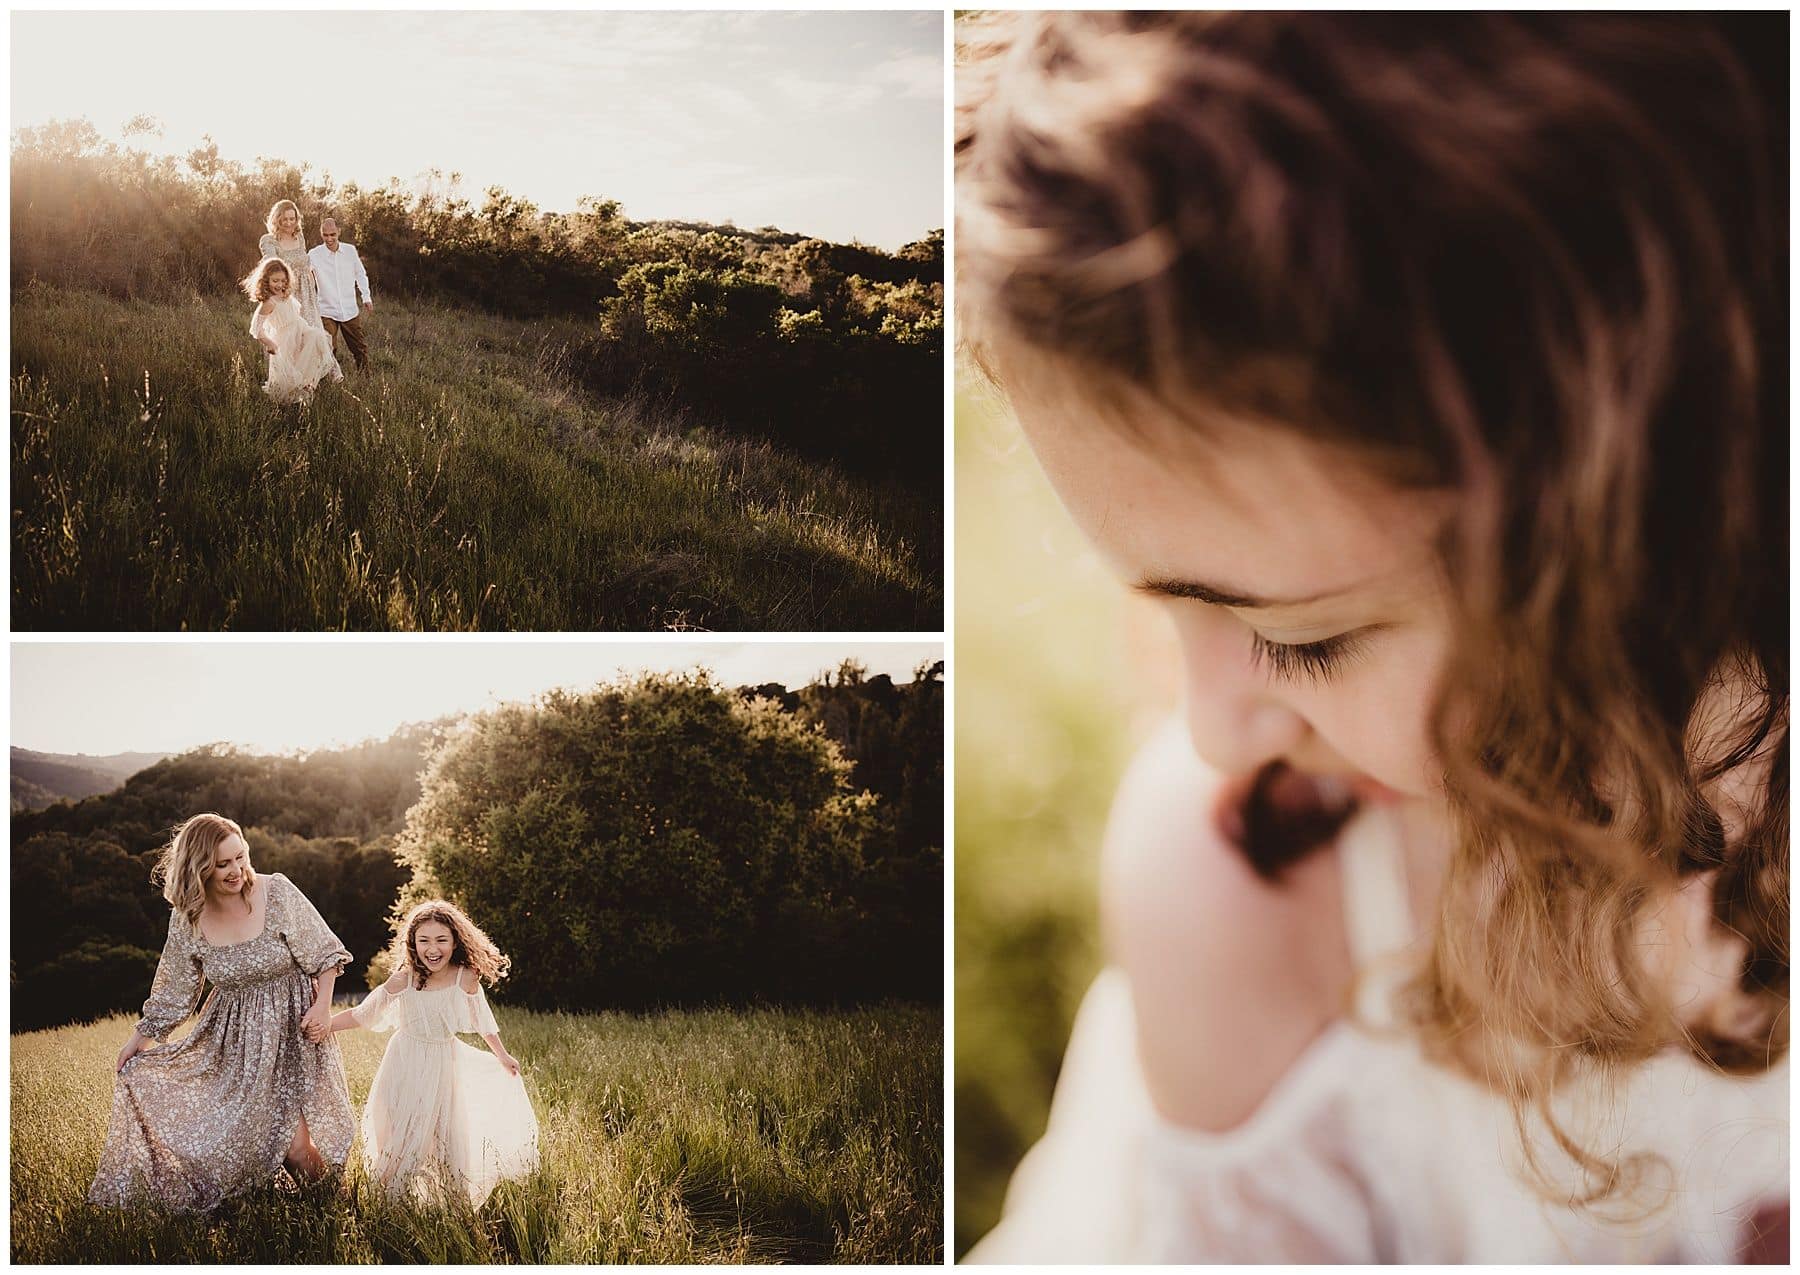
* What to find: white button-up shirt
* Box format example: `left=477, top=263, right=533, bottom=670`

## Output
left=308, top=241, right=372, bottom=322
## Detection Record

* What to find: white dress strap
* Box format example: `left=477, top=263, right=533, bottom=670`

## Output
left=1335, top=804, right=1417, bottom=1024
left=1336, top=803, right=1414, bottom=962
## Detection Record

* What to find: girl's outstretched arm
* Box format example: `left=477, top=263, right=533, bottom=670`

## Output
left=460, top=966, right=522, bottom=1075
left=483, top=1031, right=521, bottom=1076
left=337, top=969, right=408, bottom=1034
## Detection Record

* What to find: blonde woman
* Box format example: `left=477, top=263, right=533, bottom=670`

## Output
left=258, top=199, right=322, bottom=327
left=327, top=900, right=538, bottom=1207
left=88, top=814, right=356, bottom=1211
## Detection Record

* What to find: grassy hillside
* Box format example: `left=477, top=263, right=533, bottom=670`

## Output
left=11, top=286, right=940, bottom=631
left=12, top=1002, right=942, bottom=1263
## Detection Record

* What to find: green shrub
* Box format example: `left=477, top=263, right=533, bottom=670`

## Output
left=394, top=672, right=933, bottom=1007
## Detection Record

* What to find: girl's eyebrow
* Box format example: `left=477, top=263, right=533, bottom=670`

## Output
left=1134, top=576, right=1343, bottom=610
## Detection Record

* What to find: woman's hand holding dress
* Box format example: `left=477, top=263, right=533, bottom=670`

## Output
left=115, top=1032, right=150, bottom=1073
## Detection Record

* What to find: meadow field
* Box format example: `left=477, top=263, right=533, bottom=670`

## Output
left=11, top=1001, right=942, bottom=1264
left=11, top=285, right=940, bottom=631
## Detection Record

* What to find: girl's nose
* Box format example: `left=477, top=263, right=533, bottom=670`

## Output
left=1169, top=607, right=1308, bottom=777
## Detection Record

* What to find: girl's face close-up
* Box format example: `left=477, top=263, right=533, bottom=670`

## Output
left=268, top=269, right=288, bottom=298
left=1008, top=374, right=1455, bottom=805
left=414, top=921, right=455, bottom=975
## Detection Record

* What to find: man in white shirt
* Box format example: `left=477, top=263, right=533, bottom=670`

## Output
left=308, top=217, right=374, bottom=371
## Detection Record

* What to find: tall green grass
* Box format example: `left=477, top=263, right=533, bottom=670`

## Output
left=11, top=285, right=941, bottom=631
left=11, top=1002, right=942, bottom=1263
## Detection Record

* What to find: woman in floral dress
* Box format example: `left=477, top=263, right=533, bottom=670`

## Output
left=88, top=814, right=356, bottom=1212
left=258, top=199, right=322, bottom=327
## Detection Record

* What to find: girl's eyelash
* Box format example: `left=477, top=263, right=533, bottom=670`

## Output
left=1248, top=630, right=1367, bottom=684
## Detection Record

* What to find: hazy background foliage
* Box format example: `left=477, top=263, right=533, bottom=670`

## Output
left=11, top=661, right=943, bottom=1032
left=953, top=385, right=1171, bottom=1256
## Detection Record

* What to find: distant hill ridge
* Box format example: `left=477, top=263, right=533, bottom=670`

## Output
left=10, top=749, right=172, bottom=812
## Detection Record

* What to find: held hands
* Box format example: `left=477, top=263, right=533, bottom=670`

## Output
left=300, top=996, right=332, bottom=1044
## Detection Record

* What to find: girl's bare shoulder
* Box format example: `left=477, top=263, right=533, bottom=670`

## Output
left=258, top=298, right=274, bottom=314
left=458, top=966, right=479, bottom=993
left=383, top=966, right=410, bottom=993
left=1099, top=719, right=1350, bottom=1132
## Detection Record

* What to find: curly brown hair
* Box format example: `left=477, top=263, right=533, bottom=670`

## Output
left=959, top=11, right=1786, bottom=1203
left=240, top=256, right=291, bottom=303
left=392, top=899, right=511, bottom=991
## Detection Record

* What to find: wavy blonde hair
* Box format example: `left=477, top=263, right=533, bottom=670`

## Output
left=392, top=899, right=510, bottom=990
left=265, top=198, right=302, bottom=240
left=151, top=813, right=253, bottom=927
left=240, top=256, right=290, bottom=303
left=959, top=11, right=1786, bottom=1205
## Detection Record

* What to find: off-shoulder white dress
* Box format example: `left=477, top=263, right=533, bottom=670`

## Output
left=250, top=295, right=341, bottom=405
left=969, top=805, right=1789, bottom=1264
left=350, top=969, right=539, bottom=1206
left=87, top=872, right=356, bottom=1211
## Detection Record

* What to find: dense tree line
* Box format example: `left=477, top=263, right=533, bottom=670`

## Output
left=11, top=120, right=943, bottom=485
left=11, top=727, right=442, bottom=1029
left=11, top=664, right=942, bottom=1028
left=13, top=724, right=449, bottom=854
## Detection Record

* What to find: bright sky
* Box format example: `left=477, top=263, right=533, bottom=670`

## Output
left=12, top=641, right=943, bottom=756
left=10, top=10, right=943, bottom=250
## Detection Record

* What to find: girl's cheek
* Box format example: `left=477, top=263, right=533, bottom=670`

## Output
left=1299, top=658, right=1437, bottom=798
left=1351, top=661, right=1439, bottom=796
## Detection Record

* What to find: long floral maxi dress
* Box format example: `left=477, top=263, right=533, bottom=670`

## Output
left=259, top=232, right=321, bottom=327
left=87, top=872, right=357, bottom=1211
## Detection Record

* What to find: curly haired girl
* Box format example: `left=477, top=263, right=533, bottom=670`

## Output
left=241, top=256, right=340, bottom=405
left=958, top=11, right=1786, bottom=1263
left=326, top=900, right=537, bottom=1205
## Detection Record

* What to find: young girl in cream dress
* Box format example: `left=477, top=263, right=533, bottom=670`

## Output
left=327, top=900, right=539, bottom=1206
left=242, top=257, right=341, bottom=405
